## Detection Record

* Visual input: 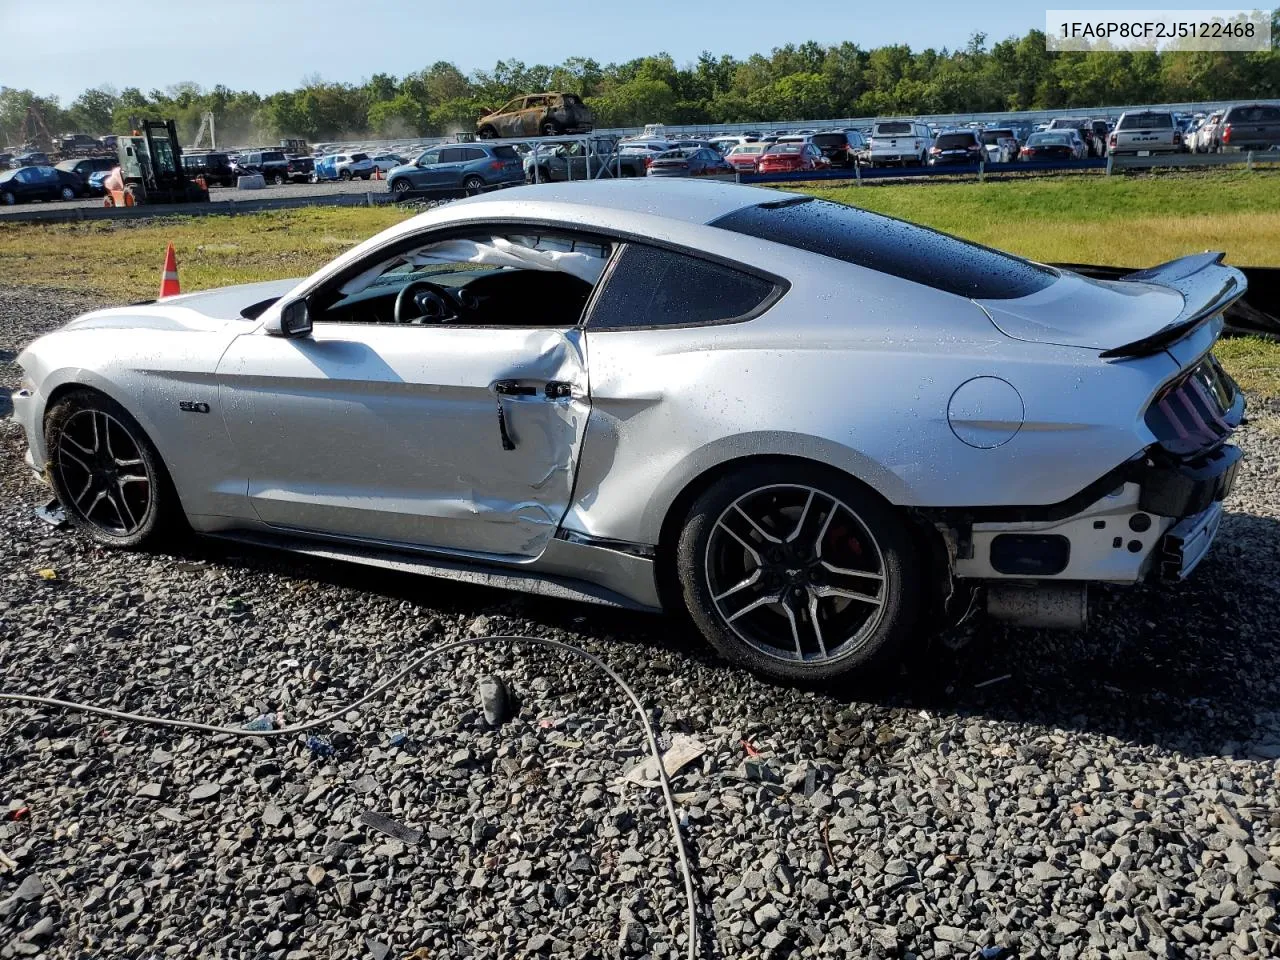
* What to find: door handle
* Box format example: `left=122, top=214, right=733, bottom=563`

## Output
left=492, top=381, right=575, bottom=450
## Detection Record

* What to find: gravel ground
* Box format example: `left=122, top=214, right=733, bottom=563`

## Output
left=0, top=180, right=389, bottom=218
left=2, top=286, right=1280, bottom=960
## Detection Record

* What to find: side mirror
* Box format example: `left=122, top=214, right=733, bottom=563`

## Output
left=267, top=299, right=312, bottom=338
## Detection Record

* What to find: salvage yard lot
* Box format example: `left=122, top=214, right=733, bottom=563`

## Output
left=3, top=171, right=1280, bottom=959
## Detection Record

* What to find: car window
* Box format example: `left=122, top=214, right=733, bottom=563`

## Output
left=492, top=145, right=519, bottom=159
left=935, top=133, right=977, bottom=149
left=712, top=197, right=1056, bottom=300
left=438, top=148, right=466, bottom=163
left=417, top=150, right=440, bottom=165
left=1118, top=113, right=1173, bottom=130
left=588, top=244, right=778, bottom=331
left=460, top=148, right=487, bottom=161
left=874, top=122, right=913, bottom=135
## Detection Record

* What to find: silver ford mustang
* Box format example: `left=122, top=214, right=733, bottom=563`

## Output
left=13, top=181, right=1245, bottom=681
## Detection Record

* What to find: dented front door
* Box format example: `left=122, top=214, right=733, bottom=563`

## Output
left=216, top=323, right=590, bottom=559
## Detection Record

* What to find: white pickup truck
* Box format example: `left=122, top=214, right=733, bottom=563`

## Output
left=1108, top=111, right=1183, bottom=156
left=866, top=119, right=932, bottom=166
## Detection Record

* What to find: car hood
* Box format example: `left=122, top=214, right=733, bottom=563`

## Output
left=388, top=163, right=417, bottom=178
left=61, top=278, right=302, bottom=333
left=977, top=269, right=1184, bottom=351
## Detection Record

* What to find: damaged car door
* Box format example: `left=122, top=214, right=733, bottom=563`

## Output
left=215, top=262, right=593, bottom=560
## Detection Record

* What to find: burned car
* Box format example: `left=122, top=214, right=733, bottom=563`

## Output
left=477, top=93, right=594, bottom=139
left=12, top=182, right=1245, bottom=682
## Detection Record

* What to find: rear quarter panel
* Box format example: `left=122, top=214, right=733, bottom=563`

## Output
left=566, top=238, right=1177, bottom=547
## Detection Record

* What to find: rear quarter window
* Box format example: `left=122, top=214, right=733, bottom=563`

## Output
left=874, top=122, right=912, bottom=135
left=711, top=198, right=1056, bottom=300
left=588, top=244, right=781, bottom=330
left=492, top=146, right=520, bottom=159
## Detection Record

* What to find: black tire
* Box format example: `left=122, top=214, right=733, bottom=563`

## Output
left=540, top=120, right=561, bottom=137
left=674, top=462, right=923, bottom=682
left=2, top=190, right=16, bottom=205
left=462, top=175, right=485, bottom=195
left=272, top=173, right=285, bottom=185
left=59, top=185, right=76, bottom=201
left=391, top=178, right=412, bottom=196
left=44, top=389, right=181, bottom=549
left=340, top=169, right=353, bottom=181
left=477, top=126, right=498, bottom=140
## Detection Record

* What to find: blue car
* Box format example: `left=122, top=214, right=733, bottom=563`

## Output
left=86, top=168, right=115, bottom=196
left=386, top=143, right=524, bottom=197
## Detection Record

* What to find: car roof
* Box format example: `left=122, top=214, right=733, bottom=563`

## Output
left=391, top=180, right=784, bottom=236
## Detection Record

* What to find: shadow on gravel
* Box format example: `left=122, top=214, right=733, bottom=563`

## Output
left=170, top=510, right=1280, bottom=761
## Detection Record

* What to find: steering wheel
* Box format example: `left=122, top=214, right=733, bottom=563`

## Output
left=395, top=279, right=462, bottom=325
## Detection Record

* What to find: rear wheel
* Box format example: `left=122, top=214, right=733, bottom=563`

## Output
left=45, top=390, right=180, bottom=549
left=477, top=126, right=498, bottom=140
left=463, top=175, right=485, bottom=195
left=541, top=120, right=561, bottom=137
left=340, top=169, right=353, bottom=181
left=675, top=462, right=923, bottom=682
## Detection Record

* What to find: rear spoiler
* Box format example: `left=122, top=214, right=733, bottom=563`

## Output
left=1097, top=252, right=1247, bottom=358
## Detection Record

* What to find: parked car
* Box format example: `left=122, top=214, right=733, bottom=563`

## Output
left=85, top=168, right=115, bottom=196
left=928, top=130, right=985, bottom=165
left=647, top=147, right=734, bottom=177
left=1193, top=112, right=1223, bottom=152
left=1019, top=131, right=1085, bottom=161
left=236, top=150, right=292, bottom=183
left=1089, top=120, right=1111, bottom=150
left=1107, top=111, right=1182, bottom=156
left=1217, top=103, right=1280, bottom=153
left=756, top=142, right=828, bottom=174
left=58, top=134, right=101, bottom=155
left=313, top=152, right=375, bottom=182
left=10, top=152, right=49, bottom=168
left=524, top=140, right=646, bottom=182
left=979, top=128, right=1020, bottom=163
left=710, top=136, right=756, bottom=154
left=867, top=120, right=932, bottom=166
left=809, top=131, right=863, bottom=168
left=477, top=92, right=594, bottom=138
left=13, top=181, right=1247, bottom=684
left=0, top=165, right=83, bottom=204
left=284, top=156, right=315, bottom=183
left=725, top=143, right=768, bottom=173
left=370, top=153, right=406, bottom=173
left=387, top=143, right=524, bottom=196
left=1046, top=118, right=1101, bottom=156
left=56, top=156, right=117, bottom=183
left=182, top=152, right=236, bottom=187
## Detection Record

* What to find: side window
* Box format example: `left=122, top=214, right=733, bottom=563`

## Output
left=438, top=147, right=466, bottom=163
left=461, top=147, right=487, bottom=162
left=417, top=150, right=440, bottom=166
left=588, top=244, right=778, bottom=331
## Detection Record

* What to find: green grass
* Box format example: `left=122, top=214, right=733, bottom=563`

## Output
left=1, top=170, right=1277, bottom=397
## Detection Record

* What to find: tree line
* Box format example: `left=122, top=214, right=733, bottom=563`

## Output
left=3, top=21, right=1278, bottom=148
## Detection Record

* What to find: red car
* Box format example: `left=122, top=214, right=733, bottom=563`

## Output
left=756, top=142, right=829, bottom=174
left=725, top=143, right=768, bottom=172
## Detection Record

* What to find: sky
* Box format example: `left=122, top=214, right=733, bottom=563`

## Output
left=3, top=0, right=1238, bottom=102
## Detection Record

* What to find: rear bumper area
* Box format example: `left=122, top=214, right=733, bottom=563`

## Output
left=952, top=442, right=1239, bottom=585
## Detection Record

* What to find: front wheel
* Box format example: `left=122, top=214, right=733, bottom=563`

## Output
left=1, top=191, right=14, bottom=205
left=540, top=120, right=560, bottom=137
left=272, top=173, right=285, bottom=185
left=60, top=185, right=76, bottom=200
left=340, top=169, right=353, bottom=181
left=477, top=126, right=498, bottom=140
left=675, top=463, right=923, bottom=682
left=391, top=178, right=412, bottom=196
left=45, top=389, right=180, bottom=549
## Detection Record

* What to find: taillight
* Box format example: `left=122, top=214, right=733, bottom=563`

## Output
left=1222, top=124, right=1232, bottom=144
left=643, top=155, right=653, bottom=168
left=1173, top=131, right=1181, bottom=145
left=1109, top=134, right=1116, bottom=147
left=489, top=161, right=503, bottom=171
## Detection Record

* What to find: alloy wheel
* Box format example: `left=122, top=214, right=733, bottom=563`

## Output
left=56, top=409, right=153, bottom=537
left=704, top=484, right=887, bottom=664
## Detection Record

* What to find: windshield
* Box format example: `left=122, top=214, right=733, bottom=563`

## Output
left=935, top=133, right=977, bottom=149
left=730, top=144, right=765, bottom=155
left=766, top=143, right=803, bottom=154
left=1029, top=133, right=1071, bottom=145
left=1118, top=113, right=1173, bottom=130
left=981, top=130, right=1013, bottom=144
left=874, top=122, right=912, bottom=135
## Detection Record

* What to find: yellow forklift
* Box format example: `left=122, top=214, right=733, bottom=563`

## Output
left=104, top=119, right=209, bottom=207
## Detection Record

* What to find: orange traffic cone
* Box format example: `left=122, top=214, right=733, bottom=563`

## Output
left=373, top=166, right=383, bottom=180
left=159, top=243, right=181, bottom=298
